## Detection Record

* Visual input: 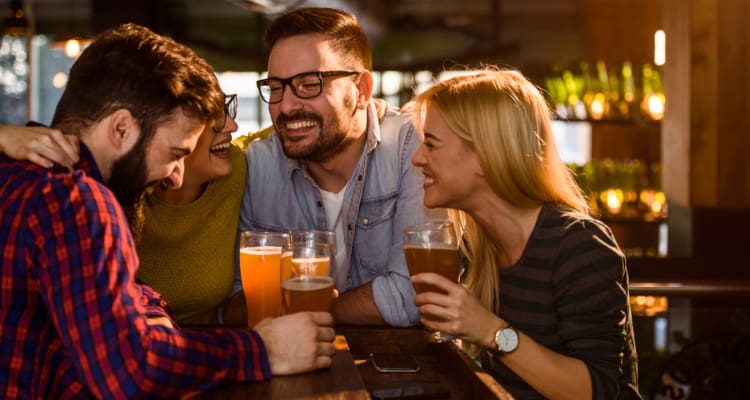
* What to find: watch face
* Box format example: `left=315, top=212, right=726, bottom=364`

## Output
left=497, top=328, right=518, bottom=352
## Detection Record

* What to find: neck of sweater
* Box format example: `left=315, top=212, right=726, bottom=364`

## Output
left=153, top=181, right=209, bottom=205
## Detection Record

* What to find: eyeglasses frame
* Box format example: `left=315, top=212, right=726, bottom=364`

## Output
left=213, top=93, right=238, bottom=133
left=256, top=70, right=361, bottom=104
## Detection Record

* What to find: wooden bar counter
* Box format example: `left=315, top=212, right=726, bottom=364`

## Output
left=192, top=325, right=513, bottom=399
left=340, top=325, right=513, bottom=399
left=194, top=334, right=368, bottom=399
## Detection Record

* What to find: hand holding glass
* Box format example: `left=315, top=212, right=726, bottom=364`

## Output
left=404, top=221, right=460, bottom=342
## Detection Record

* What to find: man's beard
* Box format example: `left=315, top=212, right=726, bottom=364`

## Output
left=107, top=139, right=150, bottom=244
left=275, top=93, right=357, bottom=162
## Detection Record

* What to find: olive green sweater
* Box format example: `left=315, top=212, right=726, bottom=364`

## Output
left=136, top=144, right=247, bottom=325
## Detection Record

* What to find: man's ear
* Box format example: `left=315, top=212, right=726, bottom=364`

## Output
left=355, top=71, right=374, bottom=110
left=108, top=108, right=140, bottom=153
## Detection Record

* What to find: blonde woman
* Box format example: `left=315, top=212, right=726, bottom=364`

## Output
left=409, top=68, right=640, bottom=399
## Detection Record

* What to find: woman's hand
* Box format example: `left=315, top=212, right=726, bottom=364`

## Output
left=0, top=125, right=79, bottom=170
left=372, top=98, right=390, bottom=121
left=411, top=272, right=502, bottom=348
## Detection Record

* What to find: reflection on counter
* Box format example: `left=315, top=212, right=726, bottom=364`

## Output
left=633, top=298, right=750, bottom=398
left=627, top=257, right=750, bottom=398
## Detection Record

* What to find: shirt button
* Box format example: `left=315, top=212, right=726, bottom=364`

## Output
left=317, top=201, right=323, bottom=207
left=357, top=175, right=363, bottom=181
left=347, top=224, right=353, bottom=230
left=362, top=217, right=369, bottom=225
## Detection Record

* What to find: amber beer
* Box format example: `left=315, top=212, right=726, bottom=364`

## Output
left=280, top=250, right=293, bottom=281
left=281, top=275, right=334, bottom=313
left=281, top=256, right=332, bottom=313
left=404, top=245, right=460, bottom=294
left=239, top=246, right=282, bottom=326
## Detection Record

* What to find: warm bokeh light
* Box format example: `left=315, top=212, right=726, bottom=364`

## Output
left=601, top=188, right=624, bottom=214
left=52, top=72, right=68, bottom=88
left=64, top=39, right=81, bottom=59
left=631, top=295, right=668, bottom=317
left=651, top=191, right=666, bottom=214
left=380, top=71, right=402, bottom=96
left=637, top=189, right=667, bottom=219
left=590, top=93, right=605, bottom=120
left=646, top=93, right=665, bottom=120
left=654, top=30, right=666, bottom=66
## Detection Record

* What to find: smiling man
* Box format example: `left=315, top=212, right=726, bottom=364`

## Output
left=0, top=23, right=335, bottom=399
left=240, top=7, right=445, bottom=327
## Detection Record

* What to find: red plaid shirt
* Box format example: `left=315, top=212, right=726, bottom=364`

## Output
left=0, top=144, right=271, bottom=399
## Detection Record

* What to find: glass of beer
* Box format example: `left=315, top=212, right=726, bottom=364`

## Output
left=239, top=231, right=289, bottom=327
left=403, top=221, right=460, bottom=342
left=289, top=229, right=337, bottom=286
left=282, top=234, right=336, bottom=314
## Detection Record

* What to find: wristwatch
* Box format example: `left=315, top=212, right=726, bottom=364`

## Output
left=494, top=325, right=519, bottom=354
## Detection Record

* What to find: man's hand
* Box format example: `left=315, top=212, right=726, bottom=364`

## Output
left=0, top=125, right=79, bottom=170
left=254, top=312, right=336, bottom=375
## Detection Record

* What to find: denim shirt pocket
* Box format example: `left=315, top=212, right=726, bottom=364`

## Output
left=354, top=192, right=398, bottom=281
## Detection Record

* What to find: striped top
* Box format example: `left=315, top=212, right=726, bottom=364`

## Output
left=0, top=144, right=271, bottom=399
left=481, top=203, right=641, bottom=399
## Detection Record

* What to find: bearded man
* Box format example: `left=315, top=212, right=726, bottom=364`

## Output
left=240, top=7, right=444, bottom=327
left=0, top=23, right=334, bottom=399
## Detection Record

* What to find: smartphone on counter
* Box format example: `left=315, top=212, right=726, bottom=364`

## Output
left=369, top=353, right=421, bottom=373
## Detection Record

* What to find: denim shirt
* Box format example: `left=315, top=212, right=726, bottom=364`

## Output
left=239, top=104, right=445, bottom=326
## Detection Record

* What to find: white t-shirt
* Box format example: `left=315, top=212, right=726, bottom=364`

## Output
left=320, top=188, right=349, bottom=291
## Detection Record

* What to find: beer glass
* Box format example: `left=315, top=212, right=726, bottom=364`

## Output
left=282, top=233, right=336, bottom=314
left=403, top=221, right=460, bottom=342
left=239, top=231, right=289, bottom=327
left=289, top=229, right=337, bottom=276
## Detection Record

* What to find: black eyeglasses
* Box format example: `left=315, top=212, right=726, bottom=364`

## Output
left=256, top=70, right=360, bottom=104
left=213, top=93, right=238, bottom=132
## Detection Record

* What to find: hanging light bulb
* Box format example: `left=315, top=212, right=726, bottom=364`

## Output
left=51, top=34, right=91, bottom=59
left=49, top=0, right=90, bottom=59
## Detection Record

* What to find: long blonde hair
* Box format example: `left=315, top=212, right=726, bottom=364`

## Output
left=412, top=68, right=588, bottom=315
